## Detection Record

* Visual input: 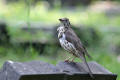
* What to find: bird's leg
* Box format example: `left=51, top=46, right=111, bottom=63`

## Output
left=64, top=56, right=71, bottom=62
left=71, top=56, right=76, bottom=62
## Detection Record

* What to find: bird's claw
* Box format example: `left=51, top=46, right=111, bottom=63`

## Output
left=71, top=59, right=74, bottom=62
left=64, top=59, right=70, bottom=62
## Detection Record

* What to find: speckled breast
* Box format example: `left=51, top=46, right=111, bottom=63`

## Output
left=59, top=33, right=76, bottom=54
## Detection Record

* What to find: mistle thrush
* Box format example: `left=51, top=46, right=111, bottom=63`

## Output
left=57, top=18, right=94, bottom=78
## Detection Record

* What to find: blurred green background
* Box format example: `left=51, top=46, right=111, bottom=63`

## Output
left=0, top=0, right=120, bottom=79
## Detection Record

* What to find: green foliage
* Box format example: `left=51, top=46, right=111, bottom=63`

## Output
left=0, top=45, right=57, bottom=67
left=0, top=2, right=120, bottom=28
left=7, top=25, right=54, bottom=43
left=72, top=27, right=102, bottom=46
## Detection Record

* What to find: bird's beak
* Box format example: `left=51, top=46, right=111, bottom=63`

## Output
left=59, top=18, right=63, bottom=22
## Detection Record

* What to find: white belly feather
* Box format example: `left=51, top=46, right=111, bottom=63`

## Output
left=59, top=33, right=76, bottom=53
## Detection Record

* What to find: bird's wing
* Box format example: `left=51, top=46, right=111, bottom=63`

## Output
left=65, top=28, right=94, bottom=78
left=65, top=28, right=92, bottom=58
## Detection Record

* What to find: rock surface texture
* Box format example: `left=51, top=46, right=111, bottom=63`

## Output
left=0, top=61, right=117, bottom=80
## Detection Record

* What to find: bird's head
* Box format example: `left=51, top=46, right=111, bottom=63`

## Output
left=59, top=18, right=71, bottom=28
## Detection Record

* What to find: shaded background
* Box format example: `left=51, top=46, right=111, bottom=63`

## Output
left=0, top=0, right=120, bottom=79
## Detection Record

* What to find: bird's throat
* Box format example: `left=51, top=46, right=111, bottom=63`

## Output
left=59, top=33, right=66, bottom=41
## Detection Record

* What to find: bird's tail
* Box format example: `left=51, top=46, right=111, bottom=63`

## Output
left=85, top=51, right=93, bottom=60
left=78, top=53, right=94, bottom=79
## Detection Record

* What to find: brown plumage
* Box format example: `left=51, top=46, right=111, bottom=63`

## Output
left=57, top=18, right=94, bottom=78
left=65, top=27, right=92, bottom=59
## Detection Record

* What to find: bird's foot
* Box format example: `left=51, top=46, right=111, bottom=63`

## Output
left=64, top=57, right=71, bottom=62
left=71, top=56, right=76, bottom=62
left=64, top=59, right=70, bottom=62
left=71, top=59, right=75, bottom=62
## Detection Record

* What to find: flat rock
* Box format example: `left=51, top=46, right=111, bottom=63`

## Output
left=56, top=61, right=112, bottom=74
left=0, top=60, right=117, bottom=80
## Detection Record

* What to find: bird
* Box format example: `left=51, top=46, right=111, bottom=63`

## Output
left=57, top=18, right=94, bottom=78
